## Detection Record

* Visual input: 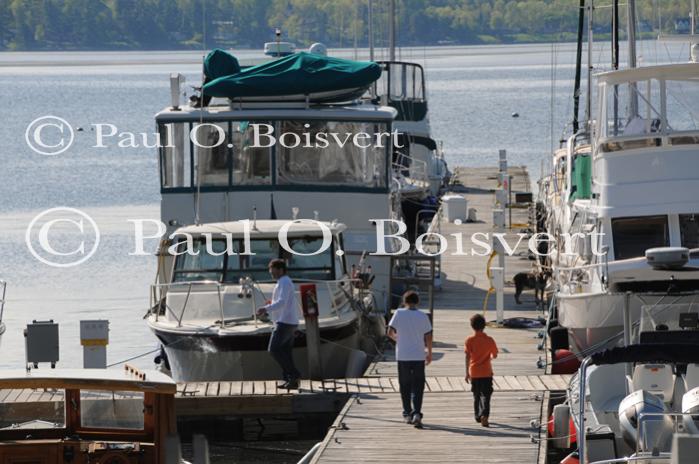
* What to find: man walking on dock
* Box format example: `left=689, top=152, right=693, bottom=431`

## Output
left=465, top=313, right=498, bottom=427
left=388, top=291, right=433, bottom=428
left=257, top=259, right=301, bottom=390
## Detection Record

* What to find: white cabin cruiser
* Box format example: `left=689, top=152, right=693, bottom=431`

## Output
left=548, top=63, right=699, bottom=355
left=147, top=220, right=383, bottom=382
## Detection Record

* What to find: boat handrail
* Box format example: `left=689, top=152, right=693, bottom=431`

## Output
left=589, top=455, right=671, bottom=464
left=0, top=279, right=6, bottom=325
left=150, top=278, right=356, bottom=328
left=393, top=151, right=429, bottom=185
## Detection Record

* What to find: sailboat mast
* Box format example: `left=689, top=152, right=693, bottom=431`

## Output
left=585, top=0, right=593, bottom=129
left=612, top=0, right=620, bottom=135
left=368, top=0, right=374, bottom=61
left=627, top=0, right=638, bottom=117
left=572, top=0, right=585, bottom=134
left=389, top=0, right=396, bottom=61
left=626, top=0, right=637, bottom=68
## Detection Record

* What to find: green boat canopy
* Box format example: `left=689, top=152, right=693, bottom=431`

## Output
left=570, top=155, right=592, bottom=201
left=203, top=50, right=382, bottom=99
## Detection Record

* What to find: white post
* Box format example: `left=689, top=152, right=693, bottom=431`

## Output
left=193, top=434, right=211, bottom=464
left=492, top=267, right=505, bottom=325
left=80, top=320, right=109, bottom=369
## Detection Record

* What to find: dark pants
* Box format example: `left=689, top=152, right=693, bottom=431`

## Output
left=268, top=323, right=300, bottom=381
left=471, top=377, right=493, bottom=420
left=398, top=360, right=426, bottom=417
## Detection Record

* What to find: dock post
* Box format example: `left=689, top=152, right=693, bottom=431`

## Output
left=300, top=284, right=323, bottom=380
left=192, top=434, right=210, bottom=464
left=491, top=267, right=505, bottom=324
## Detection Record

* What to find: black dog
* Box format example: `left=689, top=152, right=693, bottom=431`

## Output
left=513, top=271, right=548, bottom=305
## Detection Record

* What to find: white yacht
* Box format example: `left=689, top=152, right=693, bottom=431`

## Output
left=147, top=220, right=383, bottom=382
left=549, top=64, right=699, bottom=355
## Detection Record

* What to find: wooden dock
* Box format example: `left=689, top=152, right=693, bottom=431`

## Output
left=310, top=165, right=557, bottom=463
left=0, top=166, right=563, bottom=461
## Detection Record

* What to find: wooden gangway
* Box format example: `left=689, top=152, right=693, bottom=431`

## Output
left=310, top=166, right=556, bottom=464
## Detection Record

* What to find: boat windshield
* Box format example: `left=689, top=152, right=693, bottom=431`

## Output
left=159, top=119, right=389, bottom=190
left=172, top=236, right=336, bottom=283
left=611, top=215, right=670, bottom=260
left=602, top=77, right=699, bottom=139
left=80, top=390, right=145, bottom=430
left=0, top=388, right=65, bottom=430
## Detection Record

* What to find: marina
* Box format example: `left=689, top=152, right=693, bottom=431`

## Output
left=3, top=0, right=699, bottom=462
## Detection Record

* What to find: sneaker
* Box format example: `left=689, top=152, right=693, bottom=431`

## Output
left=412, top=413, right=423, bottom=429
left=286, top=378, right=300, bottom=390
left=403, top=414, right=413, bottom=424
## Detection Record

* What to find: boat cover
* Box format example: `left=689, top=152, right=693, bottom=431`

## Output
left=203, top=50, right=382, bottom=99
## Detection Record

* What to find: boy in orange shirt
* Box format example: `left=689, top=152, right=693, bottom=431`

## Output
left=464, top=314, right=498, bottom=427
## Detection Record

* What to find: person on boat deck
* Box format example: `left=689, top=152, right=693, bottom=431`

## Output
left=388, top=291, right=433, bottom=429
left=465, top=313, right=499, bottom=428
left=256, top=259, right=301, bottom=390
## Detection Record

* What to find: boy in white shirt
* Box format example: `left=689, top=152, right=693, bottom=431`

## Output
left=388, top=291, right=433, bottom=428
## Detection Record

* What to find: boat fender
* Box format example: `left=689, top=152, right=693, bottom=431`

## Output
left=549, top=404, right=575, bottom=448
left=549, top=326, right=569, bottom=351
left=552, top=349, right=581, bottom=375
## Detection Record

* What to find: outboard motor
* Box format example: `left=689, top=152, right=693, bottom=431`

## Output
left=618, top=390, right=673, bottom=452
left=682, top=386, right=699, bottom=434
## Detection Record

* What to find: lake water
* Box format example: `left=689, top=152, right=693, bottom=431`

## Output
left=0, top=40, right=691, bottom=368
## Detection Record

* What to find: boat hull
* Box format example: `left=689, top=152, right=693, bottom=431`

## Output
left=557, top=291, right=699, bottom=356
left=149, top=318, right=363, bottom=382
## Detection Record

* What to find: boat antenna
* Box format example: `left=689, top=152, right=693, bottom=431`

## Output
left=572, top=0, right=585, bottom=134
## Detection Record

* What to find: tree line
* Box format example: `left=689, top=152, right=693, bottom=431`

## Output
left=0, top=0, right=695, bottom=51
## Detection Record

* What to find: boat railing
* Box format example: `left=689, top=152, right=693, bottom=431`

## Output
left=0, top=279, right=6, bottom=325
left=554, top=259, right=607, bottom=292
left=589, top=455, right=670, bottom=464
left=393, top=151, right=429, bottom=186
left=150, top=278, right=356, bottom=329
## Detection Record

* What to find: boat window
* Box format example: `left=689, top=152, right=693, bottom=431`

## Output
left=173, top=239, right=226, bottom=282
left=160, top=123, right=192, bottom=188
left=605, top=79, right=663, bottom=138
left=0, top=388, right=65, bottom=429
left=79, top=390, right=145, bottom=430
left=665, top=80, right=699, bottom=132
left=231, top=121, right=272, bottom=185
left=192, top=122, right=229, bottom=186
left=276, top=121, right=388, bottom=188
left=611, top=215, right=669, bottom=260
left=173, top=237, right=337, bottom=283
left=284, top=236, right=334, bottom=281
left=680, top=214, right=699, bottom=250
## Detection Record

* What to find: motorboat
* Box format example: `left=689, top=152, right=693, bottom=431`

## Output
left=147, top=219, right=385, bottom=382
left=0, top=365, right=180, bottom=463
left=548, top=63, right=699, bottom=356
left=561, top=340, right=699, bottom=464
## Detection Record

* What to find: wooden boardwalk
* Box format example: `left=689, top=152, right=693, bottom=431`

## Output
left=312, top=165, right=555, bottom=464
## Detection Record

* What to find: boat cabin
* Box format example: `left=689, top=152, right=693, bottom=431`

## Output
left=0, top=366, right=177, bottom=464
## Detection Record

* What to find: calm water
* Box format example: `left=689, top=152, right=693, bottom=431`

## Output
left=0, top=40, right=690, bottom=367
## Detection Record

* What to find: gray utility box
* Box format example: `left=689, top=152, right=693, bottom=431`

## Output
left=25, top=320, right=59, bottom=367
